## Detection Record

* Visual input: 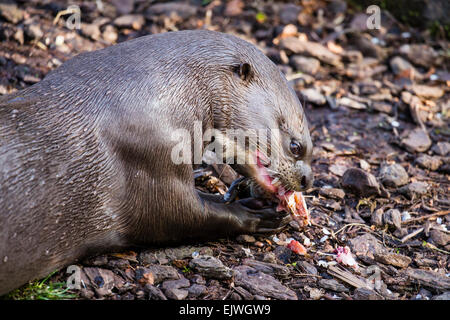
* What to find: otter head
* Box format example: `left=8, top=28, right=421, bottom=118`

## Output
left=208, top=35, right=314, bottom=199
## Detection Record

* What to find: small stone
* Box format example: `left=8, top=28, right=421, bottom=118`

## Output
left=329, top=164, right=348, bottom=177
left=300, top=88, right=326, bottom=105
left=236, top=234, right=256, bottom=243
left=411, top=84, right=444, bottom=99
left=398, top=182, right=429, bottom=200
left=432, top=292, right=450, bottom=300
left=0, top=2, right=23, bottom=24
left=161, top=277, right=189, bottom=291
left=318, top=279, right=349, bottom=292
left=114, top=14, right=145, bottom=30
left=145, top=265, right=180, bottom=284
left=135, top=267, right=155, bottom=285
left=429, top=229, right=450, bottom=246
left=164, top=288, right=188, bottom=300
left=24, top=23, right=43, bottom=40
left=390, top=56, right=418, bottom=76
left=353, top=288, right=383, bottom=300
left=187, top=284, right=207, bottom=298
left=234, top=286, right=254, bottom=300
left=319, top=187, right=345, bottom=200
left=432, top=142, right=450, bottom=156
left=371, top=208, right=384, bottom=226
left=189, top=255, right=233, bottom=279
left=341, top=168, right=382, bottom=197
left=349, top=233, right=386, bottom=259
left=145, top=284, right=167, bottom=300
left=13, top=27, right=24, bottom=45
left=243, top=259, right=290, bottom=279
left=280, top=37, right=341, bottom=67
left=338, top=97, right=366, bottom=110
left=233, top=265, right=297, bottom=300
left=416, top=155, right=442, bottom=171
left=401, top=128, right=432, bottom=153
left=273, top=245, right=292, bottom=264
left=404, top=268, right=450, bottom=291
left=81, top=23, right=101, bottom=40
left=383, top=209, right=402, bottom=230
left=280, top=3, right=302, bottom=25
left=399, top=44, right=439, bottom=68
left=111, top=0, right=135, bottom=15
left=102, top=25, right=118, bottom=43
left=359, top=159, right=370, bottom=170
left=371, top=101, right=393, bottom=115
left=146, top=2, right=197, bottom=20
left=296, top=261, right=318, bottom=275
left=290, top=55, right=320, bottom=75
left=374, top=252, right=411, bottom=268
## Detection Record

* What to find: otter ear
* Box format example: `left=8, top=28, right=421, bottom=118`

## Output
left=234, top=63, right=252, bottom=81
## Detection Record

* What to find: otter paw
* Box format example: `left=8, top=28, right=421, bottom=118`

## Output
left=233, top=199, right=292, bottom=234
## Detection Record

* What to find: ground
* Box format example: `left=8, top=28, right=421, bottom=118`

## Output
left=0, top=0, right=449, bottom=300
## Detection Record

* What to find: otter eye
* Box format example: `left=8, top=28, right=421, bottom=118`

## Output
left=290, top=140, right=303, bottom=157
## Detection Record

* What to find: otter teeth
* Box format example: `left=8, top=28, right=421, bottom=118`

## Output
left=271, top=177, right=281, bottom=187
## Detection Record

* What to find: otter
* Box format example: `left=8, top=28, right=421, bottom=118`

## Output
left=0, top=30, right=313, bottom=295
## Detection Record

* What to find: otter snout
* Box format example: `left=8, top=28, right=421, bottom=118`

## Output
left=295, top=160, right=313, bottom=191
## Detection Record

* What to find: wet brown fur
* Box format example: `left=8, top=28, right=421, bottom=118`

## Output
left=0, top=30, right=312, bottom=294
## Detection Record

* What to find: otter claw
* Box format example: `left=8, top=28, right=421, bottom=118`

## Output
left=223, top=177, right=246, bottom=203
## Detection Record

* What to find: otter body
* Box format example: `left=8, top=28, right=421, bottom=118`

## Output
left=0, top=30, right=313, bottom=294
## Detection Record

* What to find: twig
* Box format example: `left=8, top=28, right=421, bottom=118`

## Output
left=335, top=223, right=372, bottom=235
left=400, top=227, right=424, bottom=243
left=402, top=210, right=449, bottom=225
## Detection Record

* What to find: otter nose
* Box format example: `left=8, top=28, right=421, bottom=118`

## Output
left=296, top=161, right=314, bottom=190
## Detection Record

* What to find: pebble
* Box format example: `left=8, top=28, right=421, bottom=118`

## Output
left=0, top=2, right=23, bottom=24
left=379, top=163, right=409, bottom=187
left=279, top=3, right=302, bottom=25
left=161, top=278, right=190, bottom=300
left=429, top=229, right=450, bottom=246
left=81, top=23, right=101, bottom=40
left=236, top=234, right=256, bottom=243
left=398, top=181, right=429, bottom=199
left=341, top=168, right=383, bottom=197
left=280, top=37, right=342, bottom=67
left=300, top=88, right=326, bottom=105
left=374, top=252, right=411, bottom=268
left=146, top=2, right=197, bottom=20
left=401, top=128, right=432, bottom=153
left=338, top=97, right=366, bottom=110
left=102, top=25, right=118, bottom=43
left=411, top=84, right=444, bottom=99
left=389, top=56, right=418, bottom=76
left=371, top=208, right=384, bottom=226
left=242, top=258, right=290, bottom=279
left=415, top=155, right=442, bottom=171
left=319, top=187, right=345, bottom=200
left=431, top=142, right=450, bottom=156
left=383, top=209, right=402, bottom=229
left=233, top=265, right=298, bottom=300
left=113, top=14, right=145, bottom=30
left=145, top=265, right=180, bottom=284
left=189, top=255, right=234, bottom=279
left=187, top=284, right=207, bottom=298
left=353, top=288, right=384, bottom=300
left=290, top=55, right=320, bottom=75
left=24, top=23, right=43, bottom=40
left=318, top=279, right=349, bottom=292
left=145, top=284, right=167, bottom=300
left=349, top=233, right=386, bottom=259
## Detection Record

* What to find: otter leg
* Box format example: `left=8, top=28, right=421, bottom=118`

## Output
left=196, top=190, right=291, bottom=236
